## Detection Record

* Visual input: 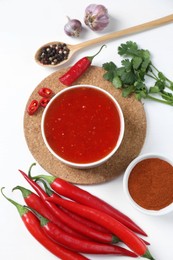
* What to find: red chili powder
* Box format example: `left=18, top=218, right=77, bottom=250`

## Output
left=128, top=158, right=173, bottom=210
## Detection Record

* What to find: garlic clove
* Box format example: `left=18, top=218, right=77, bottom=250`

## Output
left=64, top=17, right=82, bottom=37
left=84, top=4, right=109, bottom=31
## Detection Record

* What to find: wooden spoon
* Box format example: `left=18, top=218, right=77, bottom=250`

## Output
left=35, top=14, right=173, bottom=68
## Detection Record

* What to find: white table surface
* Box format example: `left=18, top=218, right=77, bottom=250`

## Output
left=1, top=0, right=173, bottom=259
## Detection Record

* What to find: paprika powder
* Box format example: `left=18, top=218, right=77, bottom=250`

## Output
left=128, top=157, right=173, bottom=210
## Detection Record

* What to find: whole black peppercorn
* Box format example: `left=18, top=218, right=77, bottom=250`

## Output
left=38, top=43, right=70, bottom=65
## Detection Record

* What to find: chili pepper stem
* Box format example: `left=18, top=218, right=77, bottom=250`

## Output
left=31, top=173, right=55, bottom=184
left=28, top=163, right=55, bottom=183
left=12, top=185, right=32, bottom=198
left=39, top=214, right=49, bottom=227
left=87, top=44, right=106, bottom=62
left=1, top=187, right=28, bottom=217
left=37, top=179, right=53, bottom=196
left=28, top=163, right=54, bottom=182
left=25, top=205, right=50, bottom=227
left=143, top=249, right=155, bottom=260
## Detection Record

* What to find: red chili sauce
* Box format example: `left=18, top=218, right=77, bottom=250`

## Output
left=44, top=87, right=121, bottom=164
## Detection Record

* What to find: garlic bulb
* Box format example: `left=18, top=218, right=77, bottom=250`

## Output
left=84, top=4, right=109, bottom=31
left=64, top=17, right=82, bottom=37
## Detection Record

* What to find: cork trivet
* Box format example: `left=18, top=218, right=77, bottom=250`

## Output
left=24, top=66, right=146, bottom=185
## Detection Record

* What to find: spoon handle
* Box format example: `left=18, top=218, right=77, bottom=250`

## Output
left=76, top=14, right=173, bottom=50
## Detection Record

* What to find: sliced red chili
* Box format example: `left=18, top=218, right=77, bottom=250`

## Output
left=40, top=97, right=50, bottom=108
left=38, top=87, right=53, bottom=98
left=27, top=99, right=39, bottom=115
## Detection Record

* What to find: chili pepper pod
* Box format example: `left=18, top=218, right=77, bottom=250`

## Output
left=30, top=208, right=137, bottom=257
left=12, top=185, right=86, bottom=239
left=30, top=171, right=147, bottom=236
left=39, top=178, right=115, bottom=236
left=19, top=169, right=118, bottom=244
left=38, top=178, right=149, bottom=246
left=1, top=187, right=88, bottom=260
left=46, top=195, right=155, bottom=260
left=61, top=206, right=110, bottom=234
left=59, top=45, right=106, bottom=86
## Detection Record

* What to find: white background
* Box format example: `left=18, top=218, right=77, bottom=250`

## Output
left=0, top=0, right=173, bottom=259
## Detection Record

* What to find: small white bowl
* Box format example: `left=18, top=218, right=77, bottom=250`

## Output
left=123, top=153, right=173, bottom=216
left=41, top=85, right=124, bottom=169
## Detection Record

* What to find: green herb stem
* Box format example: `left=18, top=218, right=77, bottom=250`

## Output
left=150, top=64, right=173, bottom=90
left=146, top=73, right=157, bottom=81
left=147, top=94, right=173, bottom=106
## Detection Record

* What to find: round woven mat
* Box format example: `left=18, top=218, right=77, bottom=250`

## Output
left=24, top=66, right=146, bottom=184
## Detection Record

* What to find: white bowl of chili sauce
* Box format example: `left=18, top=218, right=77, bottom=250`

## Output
left=123, top=153, right=173, bottom=216
left=41, top=85, right=124, bottom=169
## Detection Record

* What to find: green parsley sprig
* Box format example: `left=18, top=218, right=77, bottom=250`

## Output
left=103, top=41, right=173, bottom=106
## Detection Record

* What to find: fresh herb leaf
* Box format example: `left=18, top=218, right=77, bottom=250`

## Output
left=120, top=70, right=137, bottom=85
left=102, top=41, right=173, bottom=106
left=103, top=61, right=117, bottom=71
left=112, top=76, right=122, bottom=88
left=122, top=85, right=135, bottom=97
left=132, top=57, right=143, bottom=70
left=149, top=86, right=160, bottom=93
left=121, top=59, right=132, bottom=71
left=136, top=91, right=147, bottom=101
left=103, top=62, right=117, bottom=82
left=118, top=41, right=140, bottom=57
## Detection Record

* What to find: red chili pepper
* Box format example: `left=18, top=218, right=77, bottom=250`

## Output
left=59, top=45, right=106, bottom=86
left=39, top=97, right=50, bottom=107
left=61, top=206, right=150, bottom=247
left=31, top=173, right=147, bottom=236
left=46, top=195, right=154, bottom=259
left=19, top=168, right=117, bottom=244
left=61, top=207, right=110, bottom=234
left=39, top=178, right=118, bottom=237
left=38, top=87, right=53, bottom=98
left=27, top=99, right=39, bottom=115
left=1, top=188, right=88, bottom=260
left=34, top=210, right=137, bottom=257
left=40, top=179, right=150, bottom=247
left=12, top=185, right=86, bottom=239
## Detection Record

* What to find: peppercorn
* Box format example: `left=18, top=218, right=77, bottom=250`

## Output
left=38, top=43, right=70, bottom=65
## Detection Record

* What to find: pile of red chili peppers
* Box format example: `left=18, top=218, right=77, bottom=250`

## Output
left=1, top=164, right=155, bottom=260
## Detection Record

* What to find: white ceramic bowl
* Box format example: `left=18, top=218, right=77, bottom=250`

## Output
left=41, top=85, right=124, bottom=169
left=123, top=153, right=173, bottom=216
